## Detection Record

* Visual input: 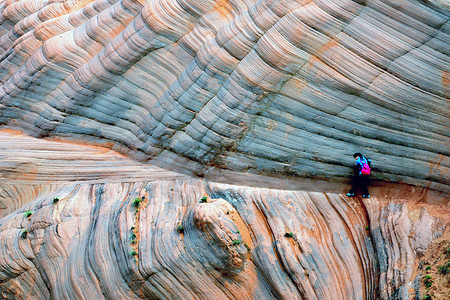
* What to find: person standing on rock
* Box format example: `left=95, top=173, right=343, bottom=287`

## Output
left=346, top=153, right=371, bottom=198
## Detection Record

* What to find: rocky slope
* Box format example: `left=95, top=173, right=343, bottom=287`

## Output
left=0, top=0, right=449, bottom=299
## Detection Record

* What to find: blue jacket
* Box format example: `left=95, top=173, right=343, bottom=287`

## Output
left=355, top=156, right=371, bottom=175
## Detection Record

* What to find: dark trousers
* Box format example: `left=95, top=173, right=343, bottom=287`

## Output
left=349, top=175, right=369, bottom=195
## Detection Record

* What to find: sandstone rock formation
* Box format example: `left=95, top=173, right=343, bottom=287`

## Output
left=0, top=131, right=448, bottom=299
left=0, top=0, right=449, bottom=299
left=0, top=0, right=449, bottom=191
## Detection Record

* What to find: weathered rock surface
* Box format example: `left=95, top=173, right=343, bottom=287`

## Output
left=0, top=0, right=449, bottom=191
left=0, top=0, right=449, bottom=299
left=0, top=132, right=448, bottom=299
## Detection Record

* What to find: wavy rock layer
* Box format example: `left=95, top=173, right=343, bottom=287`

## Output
left=0, top=1, right=449, bottom=299
left=0, top=0, right=449, bottom=192
left=0, top=131, right=448, bottom=299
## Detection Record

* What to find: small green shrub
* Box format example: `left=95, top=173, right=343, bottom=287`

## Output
left=177, top=225, right=184, bottom=233
left=53, top=197, right=59, bottom=204
left=438, top=260, right=450, bottom=275
left=131, top=240, right=137, bottom=245
left=425, top=266, right=431, bottom=271
left=365, top=226, right=369, bottom=230
left=284, top=232, right=293, bottom=238
left=423, top=275, right=433, bottom=288
left=244, top=243, right=251, bottom=251
left=131, top=250, right=138, bottom=256
left=422, top=294, right=432, bottom=300
left=130, top=233, right=137, bottom=240
left=133, top=198, right=141, bottom=208
left=131, top=226, right=135, bottom=230
left=25, top=210, right=33, bottom=218
left=21, top=230, right=28, bottom=239
left=232, top=240, right=242, bottom=246
left=200, top=196, right=207, bottom=203
left=236, top=230, right=240, bottom=234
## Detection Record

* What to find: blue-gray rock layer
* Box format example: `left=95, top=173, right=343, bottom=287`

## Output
left=0, top=0, right=449, bottom=191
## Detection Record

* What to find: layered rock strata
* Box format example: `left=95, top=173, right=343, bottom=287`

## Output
left=0, top=132, right=448, bottom=299
left=0, top=0, right=449, bottom=191
left=0, top=0, right=449, bottom=299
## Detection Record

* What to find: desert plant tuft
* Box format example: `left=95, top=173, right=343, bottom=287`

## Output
left=244, top=243, right=251, bottom=251
left=200, top=196, right=207, bottom=203
left=132, top=198, right=142, bottom=208
left=423, top=294, right=432, bottom=300
left=284, top=232, right=293, bottom=238
left=438, top=261, right=449, bottom=275
left=130, top=232, right=137, bottom=240
left=232, top=240, right=242, bottom=246
left=53, top=197, right=59, bottom=204
left=25, top=210, right=33, bottom=218
left=21, top=230, right=28, bottom=239
left=425, top=266, right=431, bottom=271
left=423, top=275, right=432, bottom=288
left=177, top=225, right=184, bottom=233
left=365, top=226, right=369, bottom=230
left=131, top=250, right=138, bottom=256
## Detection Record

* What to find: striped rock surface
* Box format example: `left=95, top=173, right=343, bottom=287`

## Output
left=0, top=131, right=448, bottom=299
left=0, top=0, right=449, bottom=191
left=0, top=0, right=449, bottom=299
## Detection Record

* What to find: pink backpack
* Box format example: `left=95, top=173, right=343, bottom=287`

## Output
left=361, top=162, right=371, bottom=175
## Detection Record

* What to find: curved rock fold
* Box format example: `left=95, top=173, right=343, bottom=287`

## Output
left=0, top=0, right=449, bottom=299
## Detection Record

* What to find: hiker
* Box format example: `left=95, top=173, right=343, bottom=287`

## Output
left=346, top=152, right=371, bottom=198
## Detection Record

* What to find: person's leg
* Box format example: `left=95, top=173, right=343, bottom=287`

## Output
left=361, top=176, right=369, bottom=197
left=347, top=176, right=360, bottom=196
